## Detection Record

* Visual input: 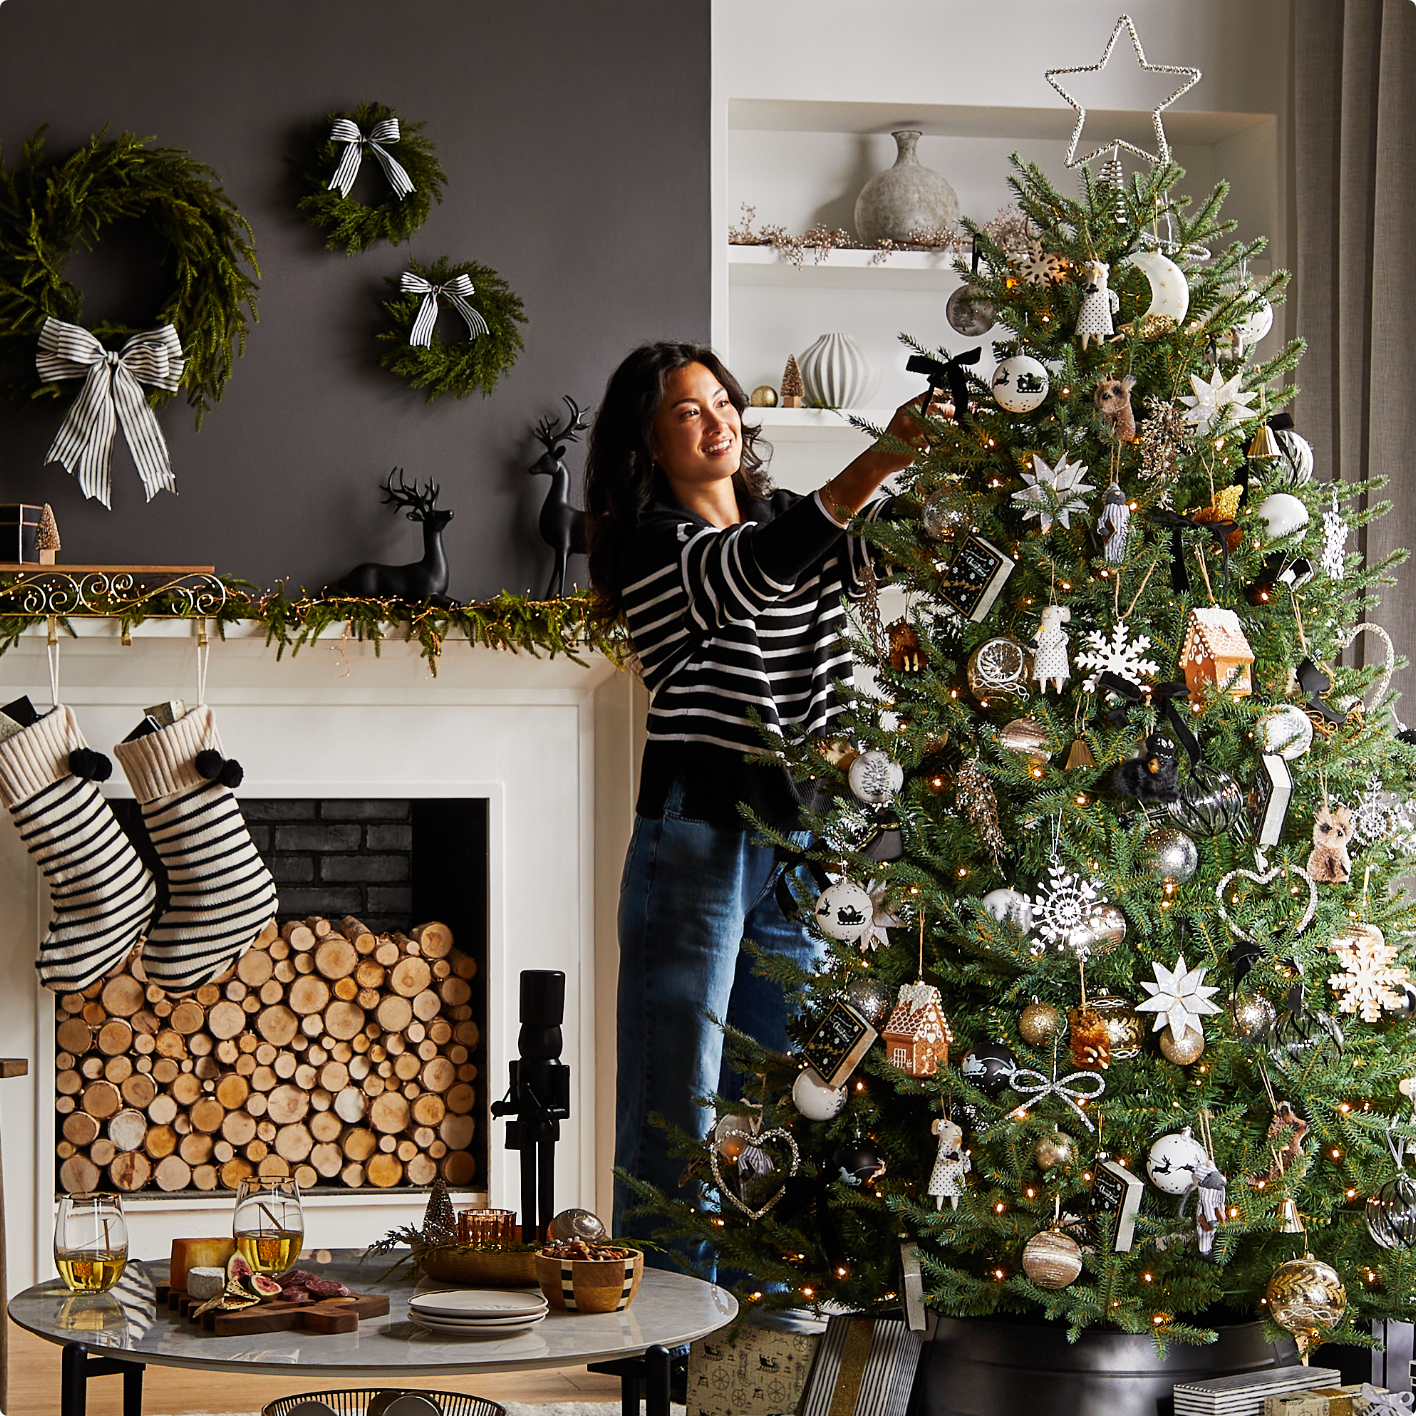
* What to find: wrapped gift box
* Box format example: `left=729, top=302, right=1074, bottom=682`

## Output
left=1264, top=1386, right=1380, bottom=1416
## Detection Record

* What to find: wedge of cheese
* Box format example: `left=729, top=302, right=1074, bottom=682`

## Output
left=169, top=1237, right=237, bottom=1292
left=185, top=1267, right=227, bottom=1301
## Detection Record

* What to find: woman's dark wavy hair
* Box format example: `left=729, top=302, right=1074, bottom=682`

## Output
left=584, top=342, right=770, bottom=625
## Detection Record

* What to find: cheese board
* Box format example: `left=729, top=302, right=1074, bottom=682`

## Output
left=157, top=1284, right=389, bottom=1336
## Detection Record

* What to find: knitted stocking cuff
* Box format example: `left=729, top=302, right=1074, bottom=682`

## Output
left=0, top=706, right=83, bottom=809
left=113, top=706, right=225, bottom=804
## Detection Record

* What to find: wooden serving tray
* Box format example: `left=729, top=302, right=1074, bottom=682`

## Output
left=157, top=1284, right=390, bottom=1336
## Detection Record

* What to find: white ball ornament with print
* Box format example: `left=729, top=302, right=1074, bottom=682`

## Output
left=1234, top=291, right=1274, bottom=347
left=792, top=1067, right=848, bottom=1121
left=1146, top=1126, right=1211, bottom=1197
left=991, top=356, right=1050, bottom=413
left=814, top=880, right=874, bottom=942
left=1261, top=704, right=1315, bottom=761
left=848, top=750, right=904, bottom=806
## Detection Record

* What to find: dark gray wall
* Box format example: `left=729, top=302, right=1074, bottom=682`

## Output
left=0, top=0, right=710, bottom=599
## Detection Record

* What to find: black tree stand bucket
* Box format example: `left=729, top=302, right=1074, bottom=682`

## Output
left=909, top=1314, right=1300, bottom=1416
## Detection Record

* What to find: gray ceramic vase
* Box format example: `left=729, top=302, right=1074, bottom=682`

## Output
left=854, top=130, right=959, bottom=244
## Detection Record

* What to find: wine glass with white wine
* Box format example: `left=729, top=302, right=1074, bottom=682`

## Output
left=54, top=1193, right=128, bottom=1292
left=233, top=1176, right=304, bottom=1274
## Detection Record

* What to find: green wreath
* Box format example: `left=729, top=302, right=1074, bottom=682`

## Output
left=377, top=256, right=526, bottom=401
left=296, top=102, right=445, bottom=255
left=0, top=128, right=259, bottom=421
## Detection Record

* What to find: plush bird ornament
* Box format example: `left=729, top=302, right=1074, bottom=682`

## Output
left=1111, top=732, right=1180, bottom=803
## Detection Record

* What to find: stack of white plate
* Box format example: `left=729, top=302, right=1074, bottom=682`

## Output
left=407, top=1289, right=548, bottom=1336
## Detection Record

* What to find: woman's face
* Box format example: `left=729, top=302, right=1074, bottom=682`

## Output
left=651, top=362, right=742, bottom=490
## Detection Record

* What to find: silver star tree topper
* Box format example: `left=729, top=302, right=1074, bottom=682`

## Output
left=1045, top=14, right=1202, bottom=168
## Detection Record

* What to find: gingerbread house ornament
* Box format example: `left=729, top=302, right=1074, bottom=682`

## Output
left=882, top=981, right=953, bottom=1077
left=1179, top=606, right=1255, bottom=707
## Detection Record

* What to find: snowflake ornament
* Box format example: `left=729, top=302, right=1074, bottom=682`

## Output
left=1013, top=452, right=1096, bottom=532
left=1321, top=491, right=1346, bottom=580
left=1136, top=954, right=1223, bottom=1038
left=1030, top=855, right=1104, bottom=955
left=1010, top=241, right=1066, bottom=286
left=1074, top=621, right=1160, bottom=694
left=1180, top=368, right=1259, bottom=436
left=859, top=880, right=903, bottom=953
left=1328, top=925, right=1410, bottom=1023
left=1350, top=775, right=1402, bottom=847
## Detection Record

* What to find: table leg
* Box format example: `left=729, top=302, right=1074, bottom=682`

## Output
left=644, top=1344, right=671, bottom=1416
left=59, top=1344, right=145, bottom=1416
left=620, top=1372, right=639, bottom=1416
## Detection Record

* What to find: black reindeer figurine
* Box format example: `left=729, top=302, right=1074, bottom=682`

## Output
left=529, top=396, right=591, bottom=598
left=333, top=470, right=454, bottom=605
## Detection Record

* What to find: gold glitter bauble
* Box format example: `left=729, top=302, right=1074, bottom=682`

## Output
left=1021, top=1229, right=1083, bottom=1290
left=1265, top=1255, right=1346, bottom=1360
left=1019, top=1000, right=1062, bottom=1046
left=1230, top=994, right=1278, bottom=1044
left=750, top=384, right=778, bottom=407
left=1159, top=1023, right=1205, bottom=1065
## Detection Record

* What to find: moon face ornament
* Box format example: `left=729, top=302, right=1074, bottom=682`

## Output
left=1123, top=248, right=1189, bottom=329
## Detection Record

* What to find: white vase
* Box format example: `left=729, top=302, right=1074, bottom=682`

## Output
left=798, top=334, right=879, bottom=410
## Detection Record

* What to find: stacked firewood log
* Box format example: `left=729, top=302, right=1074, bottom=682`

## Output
left=54, top=917, right=478, bottom=1194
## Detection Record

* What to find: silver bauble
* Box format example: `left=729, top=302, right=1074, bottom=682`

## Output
left=1230, top=994, right=1278, bottom=1043
left=999, top=717, right=1051, bottom=759
left=1021, top=1229, right=1083, bottom=1289
left=982, top=888, right=1034, bottom=932
left=846, top=976, right=894, bottom=1028
left=1366, top=1172, right=1416, bottom=1251
left=946, top=283, right=996, bottom=337
left=1143, top=827, right=1198, bottom=885
left=1168, top=766, right=1246, bottom=839
left=548, top=1207, right=608, bottom=1243
left=1275, top=428, right=1314, bottom=485
left=1073, top=901, right=1127, bottom=957
left=1260, top=704, right=1315, bottom=761
left=922, top=492, right=967, bottom=541
left=1034, top=1130, right=1075, bottom=1171
left=967, top=637, right=1033, bottom=700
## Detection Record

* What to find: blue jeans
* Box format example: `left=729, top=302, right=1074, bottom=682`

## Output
left=612, top=780, right=819, bottom=1270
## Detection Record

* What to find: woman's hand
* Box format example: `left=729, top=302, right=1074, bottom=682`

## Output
left=883, top=391, right=953, bottom=452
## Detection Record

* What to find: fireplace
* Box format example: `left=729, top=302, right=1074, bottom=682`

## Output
left=0, top=622, right=636, bottom=1291
left=50, top=797, right=490, bottom=1199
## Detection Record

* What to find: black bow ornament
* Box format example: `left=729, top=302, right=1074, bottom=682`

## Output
left=906, top=348, right=982, bottom=425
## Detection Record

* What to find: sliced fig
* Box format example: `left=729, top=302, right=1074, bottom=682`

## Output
left=226, top=1252, right=254, bottom=1282
left=250, top=1273, right=283, bottom=1299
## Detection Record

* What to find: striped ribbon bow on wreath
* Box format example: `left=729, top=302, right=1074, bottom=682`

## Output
left=400, top=272, right=490, bottom=347
left=328, top=117, right=415, bottom=199
left=36, top=319, right=185, bottom=507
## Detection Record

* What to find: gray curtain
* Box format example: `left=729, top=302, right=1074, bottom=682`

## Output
left=1294, top=0, right=1416, bottom=706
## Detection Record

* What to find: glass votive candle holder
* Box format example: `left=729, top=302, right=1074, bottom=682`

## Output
left=457, top=1208, right=517, bottom=1247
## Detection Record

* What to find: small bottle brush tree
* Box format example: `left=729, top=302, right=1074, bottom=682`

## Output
left=622, top=153, right=1416, bottom=1356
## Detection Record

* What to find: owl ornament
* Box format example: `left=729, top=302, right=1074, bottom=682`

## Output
left=1076, top=259, right=1120, bottom=350
left=929, top=1115, right=971, bottom=1210
left=1306, top=803, right=1353, bottom=884
left=1095, top=479, right=1132, bottom=564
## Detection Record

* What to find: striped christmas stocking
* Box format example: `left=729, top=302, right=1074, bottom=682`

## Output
left=0, top=705, right=156, bottom=992
left=113, top=704, right=276, bottom=991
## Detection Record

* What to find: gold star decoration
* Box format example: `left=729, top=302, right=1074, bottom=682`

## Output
left=1045, top=14, right=1202, bottom=169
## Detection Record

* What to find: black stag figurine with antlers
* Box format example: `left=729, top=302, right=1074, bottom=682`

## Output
left=333, top=470, right=455, bottom=605
left=529, top=395, right=591, bottom=598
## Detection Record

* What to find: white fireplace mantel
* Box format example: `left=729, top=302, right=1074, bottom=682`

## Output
left=0, top=619, right=643, bottom=1294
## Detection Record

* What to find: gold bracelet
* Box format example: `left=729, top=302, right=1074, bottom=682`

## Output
left=821, top=482, right=852, bottom=524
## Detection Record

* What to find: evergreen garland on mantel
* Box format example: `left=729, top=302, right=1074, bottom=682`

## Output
left=0, top=582, right=623, bottom=674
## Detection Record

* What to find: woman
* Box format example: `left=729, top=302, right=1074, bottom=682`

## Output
left=584, top=342, right=925, bottom=1257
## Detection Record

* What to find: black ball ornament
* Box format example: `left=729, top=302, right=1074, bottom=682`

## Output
left=830, top=1138, right=887, bottom=1189
left=961, top=1041, right=1018, bottom=1098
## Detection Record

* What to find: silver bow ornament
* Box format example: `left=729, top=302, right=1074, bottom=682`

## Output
left=400, top=272, right=490, bottom=347
left=36, top=318, right=185, bottom=507
left=328, top=117, right=414, bottom=200
left=1006, top=1063, right=1106, bottom=1132
left=1361, top=1387, right=1415, bottom=1416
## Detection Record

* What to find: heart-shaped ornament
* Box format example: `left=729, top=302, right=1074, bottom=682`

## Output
left=1216, top=864, right=1317, bottom=942
left=708, top=1121, right=801, bottom=1220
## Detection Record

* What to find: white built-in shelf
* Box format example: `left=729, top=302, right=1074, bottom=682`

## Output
left=748, top=406, right=889, bottom=443
left=730, top=243, right=964, bottom=290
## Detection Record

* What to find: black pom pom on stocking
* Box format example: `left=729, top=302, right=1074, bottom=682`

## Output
left=68, top=747, right=113, bottom=782
left=195, top=749, right=245, bottom=789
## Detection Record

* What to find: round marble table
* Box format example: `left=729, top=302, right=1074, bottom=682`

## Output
left=8, top=1250, right=736, bottom=1416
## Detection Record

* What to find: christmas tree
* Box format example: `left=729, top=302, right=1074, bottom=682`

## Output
left=624, top=139, right=1416, bottom=1356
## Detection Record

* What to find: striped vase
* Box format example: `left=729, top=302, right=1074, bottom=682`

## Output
left=798, top=333, right=880, bottom=410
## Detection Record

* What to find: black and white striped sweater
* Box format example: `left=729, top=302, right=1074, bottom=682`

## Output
left=615, top=478, right=880, bottom=829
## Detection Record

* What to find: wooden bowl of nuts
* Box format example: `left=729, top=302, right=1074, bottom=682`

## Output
left=535, top=1240, right=644, bottom=1314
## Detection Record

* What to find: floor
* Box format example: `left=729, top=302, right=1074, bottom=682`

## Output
left=5, top=1323, right=624, bottom=1413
